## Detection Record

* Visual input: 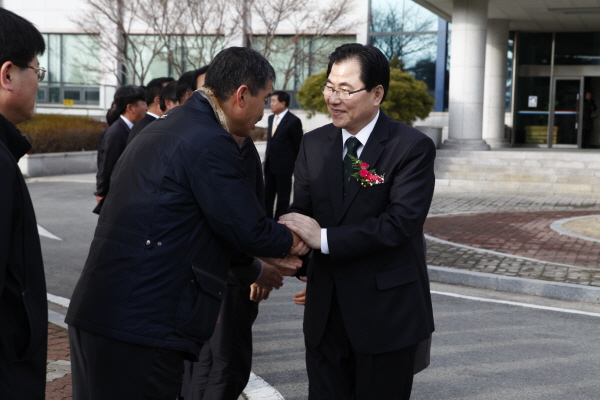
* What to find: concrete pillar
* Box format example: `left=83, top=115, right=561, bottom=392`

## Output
left=441, top=0, right=490, bottom=150
left=482, top=19, right=510, bottom=148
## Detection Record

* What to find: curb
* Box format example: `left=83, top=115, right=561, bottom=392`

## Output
left=428, top=265, right=600, bottom=304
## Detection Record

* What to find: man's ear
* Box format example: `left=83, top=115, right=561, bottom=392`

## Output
left=0, top=62, right=15, bottom=91
left=153, top=96, right=161, bottom=106
left=373, top=85, right=384, bottom=106
left=235, top=85, right=249, bottom=108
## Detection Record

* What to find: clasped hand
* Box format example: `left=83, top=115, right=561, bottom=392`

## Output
left=279, top=213, right=321, bottom=250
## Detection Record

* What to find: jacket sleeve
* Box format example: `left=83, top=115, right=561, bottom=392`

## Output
left=327, top=135, right=436, bottom=260
left=291, top=117, right=303, bottom=155
left=0, top=148, right=14, bottom=296
left=190, top=133, right=293, bottom=258
left=95, top=124, right=128, bottom=197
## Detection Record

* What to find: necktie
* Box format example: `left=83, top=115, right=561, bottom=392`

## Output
left=272, top=115, right=280, bottom=136
left=343, top=136, right=361, bottom=194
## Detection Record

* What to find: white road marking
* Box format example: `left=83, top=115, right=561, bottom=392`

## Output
left=47, top=293, right=70, bottom=308
left=38, top=225, right=62, bottom=241
left=243, top=372, right=285, bottom=400
left=431, top=290, right=600, bottom=318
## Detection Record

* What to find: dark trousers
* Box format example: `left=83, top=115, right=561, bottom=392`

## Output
left=264, top=170, right=292, bottom=220
left=180, top=284, right=258, bottom=400
left=69, top=326, right=185, bottom=400
left=306, top=292, right=418, bottom=400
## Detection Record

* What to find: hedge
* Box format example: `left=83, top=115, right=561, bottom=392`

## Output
left=17, top=114, right=107, bottom=154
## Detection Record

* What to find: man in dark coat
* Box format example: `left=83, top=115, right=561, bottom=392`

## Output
left=66, top=47, right=307, bottom=400
left=126, top=76, right=174, bottom=145
left=280, top=43, right=435, bottom=400
left=264, top=90, right=303, bottom=219
left=0, top=8, right=48, bottom=399
left=94, top=85, right=147, bottom=210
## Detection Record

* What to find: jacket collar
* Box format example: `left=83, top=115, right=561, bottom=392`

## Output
left=0, top=112, right=32, bottom=162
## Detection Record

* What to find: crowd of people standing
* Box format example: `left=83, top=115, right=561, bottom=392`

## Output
left=1, top=6, right=436, bottom=400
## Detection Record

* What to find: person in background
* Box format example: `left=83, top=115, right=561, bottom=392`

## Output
left=0, top=7, right=48, bottom=399
left=177, top=70, right=196, bottom=105
left=160, top=80, right=179, bottom=113
left=194, top=65, right=209, bottom=91
left=582, top=91, right=597, bottom=148
left=264, top=90, right=303, bottom=220
left=94, top=85, right=147, bottom=213
left=127, top=76, right=174, bottom=145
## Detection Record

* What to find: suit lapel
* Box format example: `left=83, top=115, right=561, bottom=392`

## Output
left=324, top=127, right=344, bottom=223
left=336, top=113, right=389, bottom=224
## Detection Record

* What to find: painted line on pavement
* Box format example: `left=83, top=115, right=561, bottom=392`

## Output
left=38, top=225, right=62, bottom=241
left=47, top=293, right=70, bottom=308
left=432, top=290, right=600, bottom=318
left=243, top=372, right=285, bottom=400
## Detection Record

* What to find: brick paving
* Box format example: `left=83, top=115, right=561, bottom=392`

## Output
left=46, top=323, right=72, bottom=400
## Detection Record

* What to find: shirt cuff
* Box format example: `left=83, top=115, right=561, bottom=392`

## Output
left=321, top=228, right=330, bottom=254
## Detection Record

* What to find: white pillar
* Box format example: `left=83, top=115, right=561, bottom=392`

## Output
left=441, top=0, right=490, bottom=150
left=482, top=19, right=510, bottom=148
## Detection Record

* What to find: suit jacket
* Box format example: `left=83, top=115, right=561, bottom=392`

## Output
left=290, top=111, right=436, bottom=356
left=265, top=111, right=303, bottom=175
left=127, top=113, right=157, bottom=145
left=95, top=117, right=130, bottom=197
left=0, top=113, right=47, bottom=399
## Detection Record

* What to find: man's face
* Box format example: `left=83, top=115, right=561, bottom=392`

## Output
left=270, top=95, right=286, bottom=114
left=129, top=99, right=148, bottom=124
left=5, top=57, right=41, bottom=124
left=325, top=59, right=382, bottom=135
left=196, top=73, right=206, bottom=90
left=231, top=79, right=273, bottom=137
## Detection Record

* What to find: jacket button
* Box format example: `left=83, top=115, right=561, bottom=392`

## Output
left=157, top=242, right=162, bottom=246
left=146, top=240, right=151, bottom=246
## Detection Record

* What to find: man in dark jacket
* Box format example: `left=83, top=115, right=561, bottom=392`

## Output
left=94, top=84, right=147, bottom=210
left=264, top=90, right=303, bottom=219
left=126, top=76, right=174, bottom=145
left=0, top=8, right=48, bottom=400
left=66, top=47, right=307, bottom=400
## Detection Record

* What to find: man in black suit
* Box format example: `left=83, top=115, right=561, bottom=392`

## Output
left=280, top=43, right=436, bottom=399
left=0, top=9, right=47, bottom=399
left=66, top=47, right=307, bottom=400
left=94, top=85, right=146, bottom=208
left=127, top=76, right=174, bottom=145
left=264, top=90, right=303, bottom=219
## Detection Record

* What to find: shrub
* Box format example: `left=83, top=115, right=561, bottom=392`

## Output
left=17, top=114, right=107, bottom=154
left=296, top=67, right=434, bottom=126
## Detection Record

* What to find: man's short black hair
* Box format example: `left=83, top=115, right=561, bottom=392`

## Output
left=145, top=77, right=174, bottom=105
left=192, top=65, right=209, bottom=91
left=204, top=47, right=275, bottom=102
left=272, top=90, right=290, bottom=108
left=114, top=85, right=145, bottom=116
left=0, top=8, right=45, bottom=68
left=160, top=81, right=178, bottom=112
left=176, top=71, right=195, bottom=104
left=327, top=43, right=390, bottom=103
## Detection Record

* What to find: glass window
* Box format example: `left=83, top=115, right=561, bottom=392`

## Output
left=49, top=87, right=61, bottom=104
left=48, top=34, right=62, bottom=83
left=63, top=89, right=81, bottom=101
left=555, top=32, right=600, bottom=66
left=513, top=76, right=551, bottom=144
left=62, top=35, right=101, bottom=84
left=516, top=32, right=553, bottom=66
left=370, top=0, right=438, bottom=33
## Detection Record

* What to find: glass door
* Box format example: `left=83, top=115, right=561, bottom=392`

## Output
left=550, top=79, right=582, bottom=147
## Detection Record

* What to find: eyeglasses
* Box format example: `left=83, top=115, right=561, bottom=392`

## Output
left=14, top=64, right=46, bottom=82
left=320, top=85, right=366, bottom=99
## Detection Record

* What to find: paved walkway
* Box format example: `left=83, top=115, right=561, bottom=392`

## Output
left=44, top=190, right=600, bottom=399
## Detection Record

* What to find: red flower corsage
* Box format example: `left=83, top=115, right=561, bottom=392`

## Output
left=349, top=155, right=385, bottom=187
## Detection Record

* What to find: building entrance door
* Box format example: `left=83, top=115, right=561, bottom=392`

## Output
left=549, top=78, right=582, bottom=148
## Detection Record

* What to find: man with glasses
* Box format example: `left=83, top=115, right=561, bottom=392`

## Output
left=0, top=7, right=48, bottom=399
left=280, top=43, right=436, bottom=399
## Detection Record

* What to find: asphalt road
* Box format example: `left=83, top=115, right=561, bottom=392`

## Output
left=29, top=174, right=600, bottom=400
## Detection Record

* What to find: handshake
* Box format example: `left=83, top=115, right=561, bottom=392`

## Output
left=250, top=213, right=320, bottom=302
